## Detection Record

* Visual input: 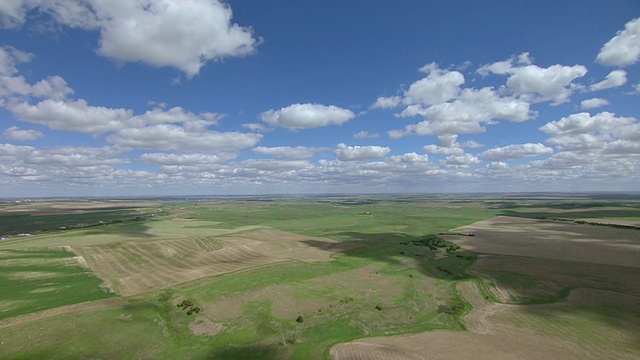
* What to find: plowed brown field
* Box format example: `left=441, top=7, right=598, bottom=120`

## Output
left=441, top=216, right=640, bottom=267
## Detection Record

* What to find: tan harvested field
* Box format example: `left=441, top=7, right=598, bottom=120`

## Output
left=441, top=216, right=640, bottom=267
left=72, top=226, right=355, bottom=296
left=331, top=282, right=640, bottom=360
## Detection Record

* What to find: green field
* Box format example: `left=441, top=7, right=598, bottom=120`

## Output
left=0, top=248, right=115, bottom=320
left=0, top=195, right=638, bottom=359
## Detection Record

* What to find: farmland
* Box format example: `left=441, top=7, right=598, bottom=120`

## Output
left=0, top=194, right=639, bottom=359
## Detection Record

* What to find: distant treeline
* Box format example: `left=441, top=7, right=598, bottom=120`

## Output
left=538, top=217, right=640, bottom=230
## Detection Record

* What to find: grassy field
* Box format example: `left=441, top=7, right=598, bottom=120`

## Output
left=0, top=195, right=639, bottom=359
left=0, top=248, right=115, bottom=321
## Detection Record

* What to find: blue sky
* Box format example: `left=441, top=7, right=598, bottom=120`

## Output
left=0, top=0, right=639, bottom=197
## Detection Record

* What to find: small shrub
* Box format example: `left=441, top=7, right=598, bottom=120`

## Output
left=437, top=302, right=465, bottom=316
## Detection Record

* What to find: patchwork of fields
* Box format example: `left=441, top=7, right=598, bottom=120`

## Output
left=72, top=227, right=354, bottom=296
left=0, top=195, right=639, bottom=359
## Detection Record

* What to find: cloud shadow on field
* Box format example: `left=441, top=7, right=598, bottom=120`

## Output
left=73, top=220, right=155, bottom=238
left=303, top=231, right=476, bottom=281
left=0, top=209, right=156, bottom=238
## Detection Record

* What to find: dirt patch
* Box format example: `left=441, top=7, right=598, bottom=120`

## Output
left=73, top=255, right=89, bottom=268
left=441, top=216, right=640, bottom=267
left=188, top=315, right=225, bottom=336
left=29, top=287, right=58, bottom=294
left=8, top=271, right=59, bottom=280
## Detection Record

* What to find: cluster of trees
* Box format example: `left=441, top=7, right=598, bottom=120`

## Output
left=402, top=235, right=460, bottom=254
left=177, top=299, right=201, bottom=315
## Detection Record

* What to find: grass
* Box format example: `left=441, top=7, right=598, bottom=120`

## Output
left=0, top=196, right=639, bottom=359
left=180, top=201, right=500, bottom=238
left=179, top=239, right=469, bottom=358
left=0, top=248, right=115, bottom=320
left=0, top=302, right=174, bottom=360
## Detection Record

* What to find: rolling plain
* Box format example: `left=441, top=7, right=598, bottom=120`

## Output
left=0, top=194, right=639, bottom=359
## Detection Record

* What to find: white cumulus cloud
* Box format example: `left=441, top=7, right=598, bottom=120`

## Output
left=354, top=131, right=379, bottom=139
left=6, top=97, right=227, bottom=136
left=0, top=0, right=259, bottom=77
left=0, top=144, right=127, bottom=169
left=403, top=63, right=465, bottom=106
left=107, top=124, right=262, bottom=152
left=479, top=143, right=553, bottom=161
left=371, top=95, right=401, bottom=109
left=260, top=103, right=356, bottom=130
left=0, top=46, right=73, bottom=102
left=7, top=99, right=133, bottom=134
left=423, top=145, right=464, bottom=155
left=442, top=153, right=480, bottom=168
left=580, top=98, right=610, bottom=110
left=596, top=17, right=640, bottom=67
left=540, top=112, right=640, bottom=155
left=386, top=152, right=429, bottom=164
left=589, top=69, right=627, bottom=91
left=0, top=45, right=32, bottom=75
left=236, top=159, right=313, bottom=171
left=539, top=112, right=635, bottom=136
left=334, top=143, right=391, bottom=161
left=423, top=135, right=465, bottom=155
left=392, top=87, right=534, bottom=137
left=140, top=153, right=236, bottom=165
left=2, top=126, right=43, bottom=141
left=478, top=53, right=588, bottom=104
left=252, top=146, right=320, bottom=159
